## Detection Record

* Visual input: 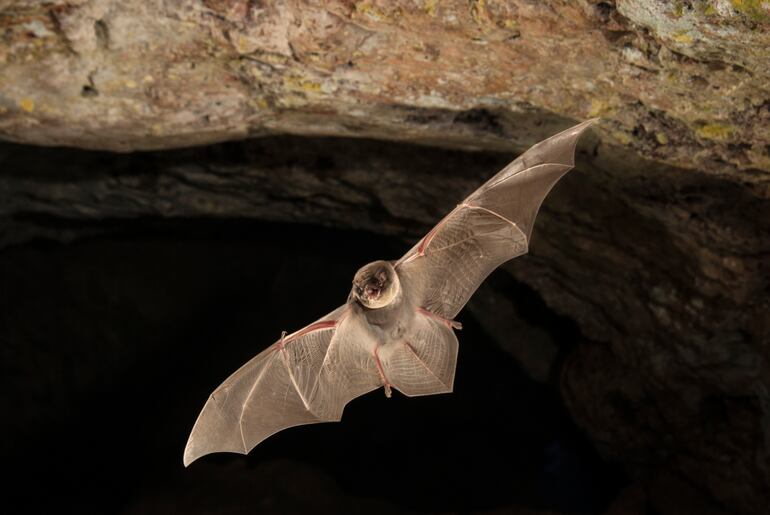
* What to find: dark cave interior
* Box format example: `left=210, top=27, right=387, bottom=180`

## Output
left=2, top=1, right=769, bottom=513
left=1, top=219, right=625, bottom=514
left=2, top=121, right=766, bottom=515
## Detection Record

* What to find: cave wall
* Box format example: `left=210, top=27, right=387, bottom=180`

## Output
left=1, top=1, right=769, bottom=514
left=0, top=0, right=768, bottom=179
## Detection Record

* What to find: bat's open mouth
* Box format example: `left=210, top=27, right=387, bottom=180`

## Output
left=365, top=284, right=381, bottom=299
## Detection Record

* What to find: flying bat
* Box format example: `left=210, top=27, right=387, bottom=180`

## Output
left=183, top=119, right=595, bottom=466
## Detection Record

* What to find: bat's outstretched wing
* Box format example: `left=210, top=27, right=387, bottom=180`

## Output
left=396, top=119, right=595, bottom=319
left=183, top=305, right=381, bottom=466
left=183, top=119, right=594, bottom=464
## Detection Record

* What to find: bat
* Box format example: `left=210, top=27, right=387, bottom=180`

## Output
left=183, top=119, right=596, bottom=466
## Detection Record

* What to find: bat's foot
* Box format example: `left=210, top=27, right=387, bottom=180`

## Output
left=373, top=345, right=393, bottom=398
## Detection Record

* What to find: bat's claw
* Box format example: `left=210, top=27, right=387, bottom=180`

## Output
left=449, top=320, right=463, bottom=331
left=384, top=384, right=392, bottom=398
left=276, top=330, right=288, bottom=349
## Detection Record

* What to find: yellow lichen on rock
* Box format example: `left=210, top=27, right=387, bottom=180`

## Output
left=612, top=130, right=632, bottom=145
left=250, top=97, right=269, bottom=109
left=18, top=98, right=35, bottom=113
left=284, top=76, right=322, bottom=93
left=424, top=0, right=438, bottom=17
left=696, top=123, right=735, bottom=141
left=355, top=1, right=386, bottom=22
left=470, top=0, right=487, bottom=25
left=732, top=0, right=770, bottom=22
left=589, top=99, right=612, bottom=117
left=672, top=31, right=694, bottom=44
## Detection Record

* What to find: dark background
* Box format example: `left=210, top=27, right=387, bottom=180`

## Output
left=1, top=218, right=624, bottom=514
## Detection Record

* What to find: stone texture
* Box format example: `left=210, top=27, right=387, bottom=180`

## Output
left=1, top=1, right=769, bottom=514
left=0, top=0, right=768, bottom=179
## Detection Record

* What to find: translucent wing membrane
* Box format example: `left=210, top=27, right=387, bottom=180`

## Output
left=399, top=206, right=527, bottom=319
left=183, top=120, right=594, bottom=465
left=383, top=314, right=459, bottom=397
left=310, top=313, right=382, bottom=420
left=183, top=306, right=380, bottom=466
left=396, top=119, right=595, bottom=319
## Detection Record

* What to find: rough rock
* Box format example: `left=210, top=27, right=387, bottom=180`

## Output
left=1, top=1, right=769, bottom=514
left=0, top=0, right=768, bottom=180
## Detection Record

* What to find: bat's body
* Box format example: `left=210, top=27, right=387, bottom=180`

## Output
left=183, top=120, right=596, bottom=466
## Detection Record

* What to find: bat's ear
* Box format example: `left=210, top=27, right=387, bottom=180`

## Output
left=470, top=119, right=597, bottom=240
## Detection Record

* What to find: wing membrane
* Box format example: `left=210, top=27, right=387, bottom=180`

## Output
left=396, top=120, right=594, bottom=319
left=383, top=313, right=459, bottom=397
left=183, top=119, right=595, bottom=465
left=183, top=305, right=380, bottom=466
left=399, top=206, right=527, bottom=319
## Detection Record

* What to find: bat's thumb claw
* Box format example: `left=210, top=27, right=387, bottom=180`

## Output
left=449, top=320, right=463, bottom=330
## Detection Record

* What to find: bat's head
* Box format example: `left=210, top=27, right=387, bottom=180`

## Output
left=351, top=260, right=401, bottom=309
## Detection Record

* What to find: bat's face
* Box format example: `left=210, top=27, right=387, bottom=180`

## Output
left=351, top=260, right=401, bottom=309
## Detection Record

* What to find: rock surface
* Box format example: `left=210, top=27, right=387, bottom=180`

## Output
left=1, top=1, right=769, bottom=514
left=0, top=0, right=769, bottom=180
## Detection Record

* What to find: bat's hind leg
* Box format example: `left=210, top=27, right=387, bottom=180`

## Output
left=372, top=345, right=392, bottom=398
left=417, top=307, right=463, bottom=330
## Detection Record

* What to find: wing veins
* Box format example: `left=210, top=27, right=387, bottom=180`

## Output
left=397, top=205, right=463, bottom=267
left=280, top=347, right=313, bottom=413
left=310, top=329, right=341, bottom=407
left=312, top=306, right=352, bottom=385
left=474, top=162, right=572, bottom=193
left=424, top=233, right=481, bottom=256
left=234, top=320, right=337, bottom=450
left=417, top=205, right=523, bottom=257
left=284, top=320, right=337, bottom=345
left=462, top=204, right=521, bottom=234
left=237, top=351, right=277, bottom=453
left=402, top=340, right=450, bottom=390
